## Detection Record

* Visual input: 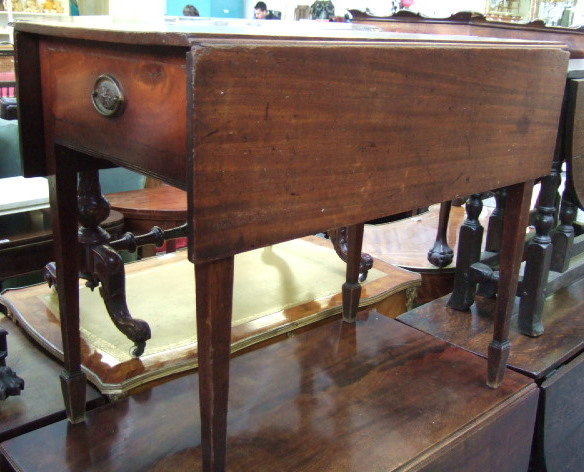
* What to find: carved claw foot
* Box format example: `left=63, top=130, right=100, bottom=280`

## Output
left=428, top=201, right=454, bottom=268
left=0, top=366, right=25, bottom=400
left=427, top=241, right=454, bottom=268
left=92, top=245, right=151, bottom=356
left=0, top=329, right=24, bottom=400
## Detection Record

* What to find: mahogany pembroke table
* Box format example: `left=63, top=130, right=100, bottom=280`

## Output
left=12, top=17, right=568, bottom=471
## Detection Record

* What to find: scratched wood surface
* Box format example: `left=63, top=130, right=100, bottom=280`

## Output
left=190, top=42, right=567, bottom=261
left=17, top=25, right=568, bottom=262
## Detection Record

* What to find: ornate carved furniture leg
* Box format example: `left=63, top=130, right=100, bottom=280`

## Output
left=45, top=169, right=152, bottom=356
left=550, top=187, right=577, bottom=273
left=195, top=257, right=234, bottom=472
left=91, top=245, right=151, bottom=356
left=427, top=201, right=454, bottom=268
left=342, top=223, right=365, bottom=323
left=518, top=170, right=561, bottom=336
left=447, top=194, right=484, bottom=310
left=488, top=181, right=534, bottom=388
left=78, top=170, right=151, bottom=355
left=328, top=226, right=373, bottom=282
left=485, top=188, right=507, bottom=252
left=49, top=149, right=86, bottom=423
left=0, top=328, right=24, bottom=400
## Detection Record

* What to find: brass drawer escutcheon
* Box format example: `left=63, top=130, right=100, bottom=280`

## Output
left=91, top=74, right=124, bottom=117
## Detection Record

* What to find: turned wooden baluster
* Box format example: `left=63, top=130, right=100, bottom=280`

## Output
left=485, top=188, right=507, bottom=252
left=45, top=169, right=152, bottom=357
left=447, top=194, right=484, bottom=310
left=427, top=201, right=454, bottom=268
left=550, top=186, right=578, bottom=273
left=518, top=165, right=562, bottom=336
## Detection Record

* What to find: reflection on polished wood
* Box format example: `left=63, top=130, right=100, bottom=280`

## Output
left=398, top=277, right=584, bottom=380
left=0, top=237, right=419, bottom=395
left=398, top=275, right=584, bottom=471
left=0, top=313, right=537, bottom=472
left=13, top=17, right=568, bottom=470
left=106, top=185, right=187, bottom=256
left=0, top=315, right=102, bottom=442
left=362, top=204, right=494, bottom=304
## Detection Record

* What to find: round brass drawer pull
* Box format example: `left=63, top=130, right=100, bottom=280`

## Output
left=91, top=74, right=124, bottom=117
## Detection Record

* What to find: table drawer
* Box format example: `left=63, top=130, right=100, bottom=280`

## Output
left=40, top=38, right=188, bottom=188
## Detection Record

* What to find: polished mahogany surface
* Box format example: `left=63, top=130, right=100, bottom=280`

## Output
left=398, top=268, right=584, bottom=472
left=0, top=313, right=537, bottom=472
left=0, top=315, right=102, bottom=442
left=351, top=10, right=584, bottom=58
left=398, top=275, right=584, bottom=380
left=106, top=186, right=187, bottom=228
left=12, top=17, right=569, bottom=471
left=14, top=17, right=567, bottom=261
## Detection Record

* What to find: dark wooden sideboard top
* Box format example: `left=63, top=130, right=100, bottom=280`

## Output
left=351, top=10, right=584, bottom=58
left=12, top=17, right=569, bottom=472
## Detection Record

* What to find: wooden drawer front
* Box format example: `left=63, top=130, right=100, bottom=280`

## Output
left=40, top=39, right=188, bottom=188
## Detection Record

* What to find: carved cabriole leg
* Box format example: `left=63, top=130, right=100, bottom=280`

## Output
left=49, top=151, right=86, bottom=423
left=485, top=188, right=507, bottom=252
left=342, top=223, right=365, bottom=323
left=447, top=194, right=484, bottom=311
left=550, top=187, right=577, bottom=273
left=78, top=170, right=151, bottom=356
left=328, top=226, right=373, bottom=282
left=427, top=201, right=454, bottom=268
left=488, top=181, right=534, bottom=388
left=518, top=172, right=560, bottom=337
left=91, top=245, right=151, bottom=356
left=195, top=257, right=234, bottom=472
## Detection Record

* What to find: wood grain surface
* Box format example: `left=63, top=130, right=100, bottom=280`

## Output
left=0, top=313, right=536, bottom=472
left=0, top=315, right=102, bottom=442
left=398, top=275, right=584, bottom=380
left=190, top=42, right=566, bottom=261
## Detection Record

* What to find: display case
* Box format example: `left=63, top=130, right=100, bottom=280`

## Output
left=0, top=0, right=70, bottom=43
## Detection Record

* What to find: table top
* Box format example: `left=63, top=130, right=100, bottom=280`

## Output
left=398, top=274, right=584, bottom=380
left=12, top=16, right=570, bottom=47
left=14, top=18, right=569, bottom=262
left=106, top=185, right=187, bottom=220
left=350, top=10, right=584, bottom=57
left=0, top=313, right=536, bottom=471
left=0, top=314, right=103, bottom=442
